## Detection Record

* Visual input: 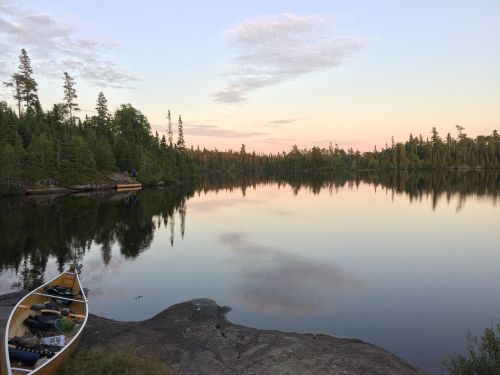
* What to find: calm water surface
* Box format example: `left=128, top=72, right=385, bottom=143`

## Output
left=1, top=172, right=499, bottom=374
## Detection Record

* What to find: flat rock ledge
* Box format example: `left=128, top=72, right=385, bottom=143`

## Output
left=2, top=293, right=426, bottom=375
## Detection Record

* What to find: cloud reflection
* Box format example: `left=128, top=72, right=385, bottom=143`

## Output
left=188, top=197, right=261, bottom=212
left=219, top=232, right=364, bottom=315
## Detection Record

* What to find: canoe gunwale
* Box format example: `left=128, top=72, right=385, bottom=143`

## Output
left=4, top=269, right=88, bottom=375
left=11, top=367, right=31, bottom=372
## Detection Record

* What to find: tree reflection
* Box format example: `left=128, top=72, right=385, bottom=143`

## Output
left=0, top=185, right=193, bottom=289
left=0, top=170, right=498, bottom=290
left=195, top=170, right=499, bottom=206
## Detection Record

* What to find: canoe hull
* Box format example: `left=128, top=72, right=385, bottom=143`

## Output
left=3, top=270, right=88, bottom=375
left=116, top=183, right=142, bottom=190
left=26, top=334, right=82, bottom=375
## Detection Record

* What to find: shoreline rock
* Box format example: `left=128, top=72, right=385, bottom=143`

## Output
left=1, top=291, right=426, bottom=374
left=4, top=172, right=140, bottom=197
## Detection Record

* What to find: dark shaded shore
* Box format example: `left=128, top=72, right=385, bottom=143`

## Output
left=1, top=291, right=426, bottom=374
left=17, top=173, right=143, bottom=196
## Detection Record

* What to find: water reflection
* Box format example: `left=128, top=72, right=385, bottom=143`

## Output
left=0, top=170, right=499, bottom=374
left=196, top=170, right=499, bottom=209
left=218, top=232, right=364, bottom=315
left=0, top=185, right=193, bottom=290
left=0, top=170, right=498, bottom=291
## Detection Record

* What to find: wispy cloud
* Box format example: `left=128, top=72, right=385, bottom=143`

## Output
left=214, top=13, right=368, bottom=103
left=269, top=118, right=301, bottom=125
left=184, top=123, right=266, bottom=138
left=0, top=1, right=137, bottom=88
left=257, top=118, right=303, bottom=129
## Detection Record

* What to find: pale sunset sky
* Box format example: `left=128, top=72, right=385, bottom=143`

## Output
left=1, top=0, right=499, bottom=152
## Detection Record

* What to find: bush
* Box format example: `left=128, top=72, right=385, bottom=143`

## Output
left=59, top=346, right=176, bottom=375
left=443, top=322, right=500, bottom=374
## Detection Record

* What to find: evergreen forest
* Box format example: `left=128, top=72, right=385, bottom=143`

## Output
left=1, top=49, right=499, bottom=194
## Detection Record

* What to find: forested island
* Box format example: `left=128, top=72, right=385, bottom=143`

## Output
left=1, top=49, right=499, bottom=195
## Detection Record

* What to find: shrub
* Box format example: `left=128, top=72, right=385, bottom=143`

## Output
left=443, top=322, right=500, bottom=374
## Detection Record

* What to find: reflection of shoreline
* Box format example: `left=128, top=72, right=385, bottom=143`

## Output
left=196, top=170, right=500, bottom=207
left=0, top=186, right=192, bottom=290
left=0, top=171, right=498, bottom=291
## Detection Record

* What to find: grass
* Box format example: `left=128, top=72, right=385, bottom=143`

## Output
left=58, top=346, right=176, bottom=375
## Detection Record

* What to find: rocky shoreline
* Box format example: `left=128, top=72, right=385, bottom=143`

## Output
left=0, top=291, right=426, bottom=374
left=1, top=172, right=149, bottom=197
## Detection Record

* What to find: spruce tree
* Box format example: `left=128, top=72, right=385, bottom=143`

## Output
left=167, top=110, right=173, bottom=147
left=63, top=72, right=80, bottom=123
left=160, top=135, right=167, bottom=151
left=177, top=115, right=185, bottom=150
left=95, top=92, right=116, bottom=142
left=96, top=91, right=108, bottom=120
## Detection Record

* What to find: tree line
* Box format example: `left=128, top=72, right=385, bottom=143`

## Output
left=0, top=49, right=195, bottom=193
left=1, top=49, right=499, bottom=194
left=189, top=126, right=500, bottom=174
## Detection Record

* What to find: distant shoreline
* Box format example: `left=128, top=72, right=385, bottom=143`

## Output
left=1, top=167, right=499, bottom=197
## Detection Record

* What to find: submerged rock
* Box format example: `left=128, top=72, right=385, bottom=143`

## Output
left=1, top=293, right=426, bottom=374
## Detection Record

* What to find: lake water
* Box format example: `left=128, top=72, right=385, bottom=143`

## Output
left=1, top=171, right=499, bottom=374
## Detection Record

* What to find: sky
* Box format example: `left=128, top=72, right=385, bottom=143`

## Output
left=0, top=0, right=499, bottom=152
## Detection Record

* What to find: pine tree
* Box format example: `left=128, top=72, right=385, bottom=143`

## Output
left=63, top=72, right=80, bottom=123
left=456, top=125, right=466, bottom=141
left=167, top=110, right=173, bottom=147
left=95, top=91, right=109, bottom=133
left=431, top=127, right=441, bottom=144
left=95, top=91, right=116, bottom=142
left=96, top=91, right=109, bottom=121
left=240, top=144, right=246, bottom=169
left=160, top=135, right=167, bottom=151
left=177, top=115, right=185, bottom=150
left=18, top=49, right=38, bottom=111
